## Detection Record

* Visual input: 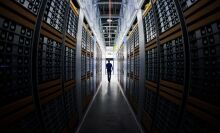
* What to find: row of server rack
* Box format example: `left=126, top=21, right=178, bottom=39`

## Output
left=126, top=24, right=140, bottom=113
left=117, top=45, right=125, bottom=89
left=0, top=0, right=102, bottom=133
left=117, top=0, right=220, bottom=133
left=81, top=23, right=102, bottom=112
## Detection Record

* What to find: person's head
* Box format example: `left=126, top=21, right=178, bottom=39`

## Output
left=108, top=60, right=110, bottom=63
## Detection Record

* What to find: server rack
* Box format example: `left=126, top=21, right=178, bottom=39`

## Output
left=141, top=0, right=220, bottom=133
left=80, top=22, right=98, bottom=112
left=0, top=0, right=83, bottom=132
left=122, top=24, right=140, bottom=114
left=116, top=0, right=220, bottom=132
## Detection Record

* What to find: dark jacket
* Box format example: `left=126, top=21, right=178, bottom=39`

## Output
left=106, top=63, right=112, bottom=72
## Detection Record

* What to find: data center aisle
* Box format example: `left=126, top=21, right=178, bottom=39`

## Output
left=78, top=76, right=142, bottom=133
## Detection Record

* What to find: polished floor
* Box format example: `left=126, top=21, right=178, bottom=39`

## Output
left=78, top=76, right=142, bottom=133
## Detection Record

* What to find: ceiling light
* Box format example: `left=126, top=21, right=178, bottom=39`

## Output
left=107, top=19, right=112, bottom=23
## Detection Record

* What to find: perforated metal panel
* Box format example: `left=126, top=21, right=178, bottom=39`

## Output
left=146, top=47, right=158, bottom=81
left=14, top=0, right=43, bottom=15
left=43, top=0, right=67, bottom=32
left=154, top=96, right=180, bottom=133
left=178, top=0, right=197, bottom=11
left=67, top=9, right=78, bottom=38
left=38, top=35, right=61, bottom=83
left=160, top=37, right=184, bottom=84
left=144, top=89, right=157, bottom=117
left=155, top=0, right=180, bottom=34
left=0, top=17, right=33, bottom=106
left=143, top=9, right=156, bottom=43
left=189, top=22, right=220, bottom=106
left=41, top=96, right=66, bottom=133
left=64, top=47, right=76, bottom=81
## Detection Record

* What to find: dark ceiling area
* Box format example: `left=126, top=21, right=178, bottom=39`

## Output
left=97, top=0, right=123, bottom=46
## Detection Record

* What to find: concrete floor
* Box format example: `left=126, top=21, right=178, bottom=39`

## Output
left=78, top=76, right=142, bottom=133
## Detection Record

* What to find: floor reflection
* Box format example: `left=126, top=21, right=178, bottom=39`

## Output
left=79, top=75, right=141, bottom=133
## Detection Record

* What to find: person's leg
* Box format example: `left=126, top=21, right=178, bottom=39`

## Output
left=109, top=71, right=111, bottom=81
left=107, top=71, right=110, bottom=81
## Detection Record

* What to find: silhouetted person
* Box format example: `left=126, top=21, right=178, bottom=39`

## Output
left=106, top=60, right=113, bottom=82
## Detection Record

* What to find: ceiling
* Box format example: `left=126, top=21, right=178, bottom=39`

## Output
left=96, top=0, right=123, bottom=47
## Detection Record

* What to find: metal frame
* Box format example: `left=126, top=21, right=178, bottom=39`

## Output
left=78, top=0, right=105, bottom=52
left=172, top=0, right=191, bottom=132
left=31, top=0, right=48, bottom=132
left=115, top=8, right=138, bottom=52
left=136, top=9, right=146, bottom=122
left=61, top=0, right=72, bottom=129
left=99, top=15, right=123, bottom=18
left=93, top=37, right=97, bottom=94
left=76, top=9, right=84, bottom=119
left=31, top=0, right=77, bottom=131
left=95, top=0, right=124, bottom=47
left=96, top=2, right=123, bottom=5
left=123, top=39, right=127, bottom=92
left=140, top=1, right=191, bottom=132
left=149, top=0, right=161, bottom=132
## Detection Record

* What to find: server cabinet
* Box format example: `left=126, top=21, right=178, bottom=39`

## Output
left=143, top=9, right=156, bottom=43
left=64, top=47, right=76, bottom=81
left=38, top=35, right=62, bottom=83
left=14, top=0, right=43, bottom=15
left=43, top=0, right=67, bottom=32
left=0, top=0, right=80, bottom=132
left=0, top=17, right=33, bottom=106
left=155, top=0, right=180, bottom=34
left=81, top=53, right=86, bottom=77
left=124, top=24, right=140, bottom=114
left=67, top=9, right=78, bottom=38
left=142, top=0, right=220, bottom=132
left=80, top=22, right=101, bottom=113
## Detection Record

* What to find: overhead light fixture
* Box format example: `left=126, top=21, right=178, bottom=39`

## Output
left=107, top=19, right=112, bottom=23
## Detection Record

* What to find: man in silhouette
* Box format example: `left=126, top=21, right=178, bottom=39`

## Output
left=106, top=60, right=113, bottom=82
